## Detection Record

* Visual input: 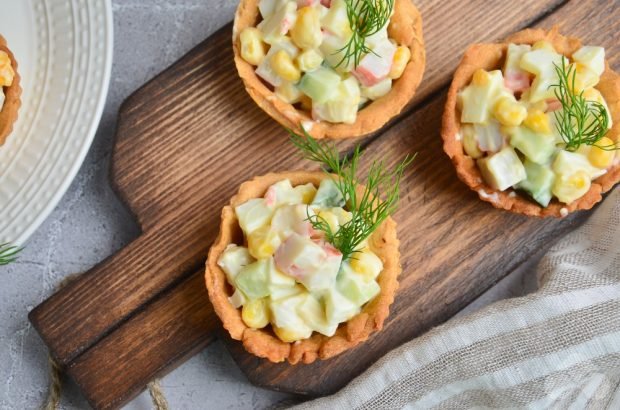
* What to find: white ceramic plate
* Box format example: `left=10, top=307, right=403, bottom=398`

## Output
left=0, top=0, right=113, bottom=245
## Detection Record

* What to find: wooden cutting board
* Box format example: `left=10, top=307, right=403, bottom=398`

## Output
left=28, top=0, right=619, bottom=408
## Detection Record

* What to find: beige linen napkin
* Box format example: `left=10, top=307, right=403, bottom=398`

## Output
left=295, top=189, right=620, bottom=409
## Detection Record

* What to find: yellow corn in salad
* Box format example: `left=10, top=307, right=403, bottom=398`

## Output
left=238, top=0, right=411, bottom=125
left=457, top=41, right=615, bottom=208
left=217, top=178, right=382, bottom=342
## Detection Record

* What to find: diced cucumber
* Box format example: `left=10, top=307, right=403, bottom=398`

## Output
left=298, top=66, right=341, bottom=103
left=312, top=76, right=360, bottom=123
left=324, top=287, right=360, bottom=325
left=312, top=178, right=345, bottom=207
left=336, top=264, right=380, bottom=306
left=508, top=126, right=556, bottom=164
left=477, top=146, right=526, bottom=191
left=516, top=159, right=555, bottom=207
left=234, top=259, right=271, bottom=299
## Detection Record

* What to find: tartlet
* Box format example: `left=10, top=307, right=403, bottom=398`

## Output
left=442, top=28, right=620, bottom=217
left=205, top=171, right=400, bottom=364
left=233, top=0, right=425, bottom=139
left=0, top=35, right=21, bottom=146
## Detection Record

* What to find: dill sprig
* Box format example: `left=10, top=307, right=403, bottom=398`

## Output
left=335, top=0, right=394, bottom=68
left=289, top=128, right=413, bottom=261
left=550, top=59, right=616, bottom=151
left=0, top=243, right=21, bottom=266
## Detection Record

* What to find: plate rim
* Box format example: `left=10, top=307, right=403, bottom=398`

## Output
left=13, top=0, right=114, bottom=246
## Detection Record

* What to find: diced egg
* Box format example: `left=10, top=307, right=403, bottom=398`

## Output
left=349, top=247, right=383, bottom=280
left=218, top=244, right=255, bottom=284
left=458, top=69, right=510, bottom=124
left=274, top=233, right=342, bottom=291
left=519, top=48, right=566, bottom=102
left=351, top=39, right=396, bottom=87
left=324, top=287, right=360, bottom=324
left=572, top=46, right=605, bottom=76
left=297, top=293, right=338, bottom=336
left=477, top=146, right=526, bottom=191
left=258, top=1, right=298, bottom=43
left=361, top=78, right=392, bottom=101
left=235, top=198, right=274, bottom=235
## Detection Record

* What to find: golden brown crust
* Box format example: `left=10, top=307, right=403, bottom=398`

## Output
left=204, top=171, right=401, bottom=364
left=0, top=35, right=21, bottom=146
left=441, top=27, right=620, bottom=217
left=232, top=0, right=425, bottom=139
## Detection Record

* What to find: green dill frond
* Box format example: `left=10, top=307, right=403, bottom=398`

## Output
left=289, top=127, right=413, bottom=260
left=0, top=243, right=22, bottom=266
left=334, top=0, right=395, bottom=68
left=550, top=59, right=614, bottom=151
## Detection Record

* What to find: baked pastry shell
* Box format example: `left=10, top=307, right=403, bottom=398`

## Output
left=205, top=171, right=401, bottom=364
left=441, top=27, right=620, bottom=217
left=0, top=35, right=21, bottom=146
left=232, top=0, right=426, bottom=139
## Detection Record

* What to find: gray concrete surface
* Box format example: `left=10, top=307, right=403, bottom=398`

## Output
left=0, top=1, right=538, bottom=409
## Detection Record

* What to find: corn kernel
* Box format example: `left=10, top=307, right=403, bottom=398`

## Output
left=296, top=48, right=323, bottom=72
left=553, top=170, right=591, bottom=204
left=532, top=40, right=556, bottom=52
left=0, top=51, right=15, bottom=87
left=247, top=226, right=281, bottom=259
left=273, top=325, right=306, bottom=342
left=494, top=97, right=527, bottom=127
left=239, top=28, right=267, bottom=66
left=290, top=7, right=322, bottom=49
left=461, top=124, right=483, bottom=159
left=588, top=136, right=616, bottom=168
left=523, top=109, right=551, bottom=134
left=471, top=69, right=490, bottom=86
left=389, top=46, right=411, bottom=80
left=271, top=50, right=301, bottom=82
left=242, top=298, right=270, bottom=329
left=275, top=82, right=302, bottom=104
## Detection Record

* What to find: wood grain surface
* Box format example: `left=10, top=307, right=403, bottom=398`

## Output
left=29, top=0, right=619, bottom=408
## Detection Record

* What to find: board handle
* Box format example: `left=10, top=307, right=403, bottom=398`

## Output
left=29, top=220, right=213, bottom=367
